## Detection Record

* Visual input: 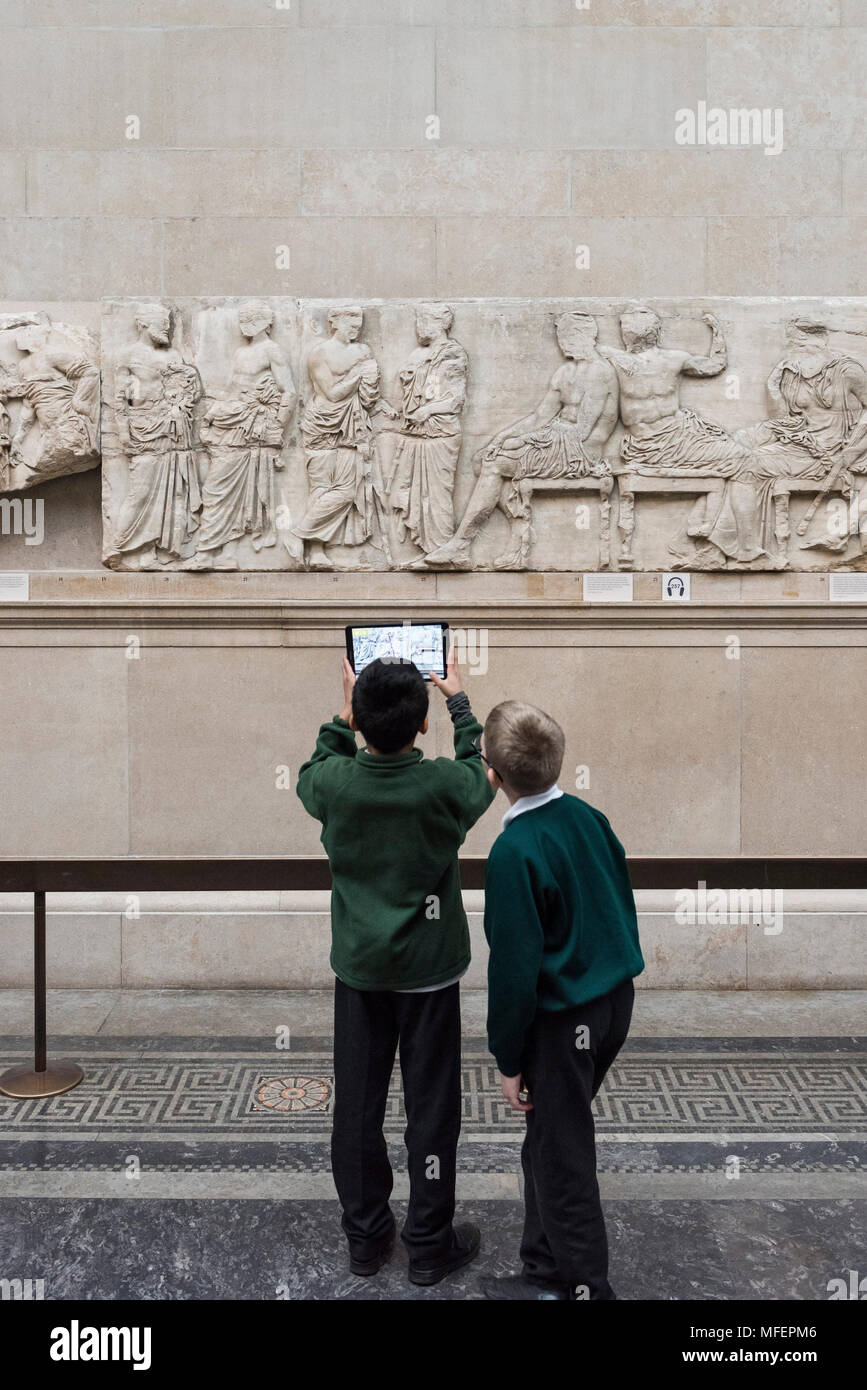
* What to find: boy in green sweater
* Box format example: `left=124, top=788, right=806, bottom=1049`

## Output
left=477, top=700, right=644, bottom=1302
left=296, top=651, right=494, bottom=1286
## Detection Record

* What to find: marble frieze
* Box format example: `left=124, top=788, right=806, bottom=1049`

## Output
left=5, top=297, right=867, bottom=574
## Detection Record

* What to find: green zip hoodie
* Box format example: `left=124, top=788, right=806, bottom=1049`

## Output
left=297, top=711, right=494, bottom=990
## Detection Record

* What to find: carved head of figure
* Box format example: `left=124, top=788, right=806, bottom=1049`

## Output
left=620, top=307, right=662, bottom=352
left=239, top=300, right=273, bottom=339
left=327, top=306, right=363, bottom=343
left=135, top=304, right=172, bottom=347
left=555, top=312, right=598, bottom=359
left=415, top=303, right=453, bottom=345
left=14, top=324, right=49, bottom=355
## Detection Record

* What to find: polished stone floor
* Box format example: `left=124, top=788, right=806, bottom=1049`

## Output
left=0, top=990, right=865, bottom=1300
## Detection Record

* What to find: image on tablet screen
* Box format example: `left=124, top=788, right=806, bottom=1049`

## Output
left=351, top=624, right=444, bottom=679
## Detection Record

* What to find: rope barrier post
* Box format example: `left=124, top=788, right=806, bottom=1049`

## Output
left=0, top=889, right=84, bottom=1099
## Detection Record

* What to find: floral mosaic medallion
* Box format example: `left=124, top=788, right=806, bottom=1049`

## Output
left=250, top=1075, right=333, bottom=1114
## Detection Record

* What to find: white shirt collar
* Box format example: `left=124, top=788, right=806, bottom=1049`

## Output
left=502, top=784, right=563, bottom=829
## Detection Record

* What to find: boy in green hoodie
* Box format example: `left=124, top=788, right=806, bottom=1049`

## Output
left=296, top=650, right=494, bottom=1286
left=477, top=699, right=644, bottom=1302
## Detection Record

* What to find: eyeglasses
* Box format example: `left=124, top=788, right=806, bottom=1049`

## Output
left=472, top=735, right=502, bottom=781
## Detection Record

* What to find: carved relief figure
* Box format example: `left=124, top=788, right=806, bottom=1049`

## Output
left=388, top=303, right=468, bottom=557
left=294, top=305, right=395, bottom=570
left=9, top=322, right=99, bottom=468
left=603, top=307, right=766, bottom=565
left=0, top=313, right=99, bottom=493
left=105, top=304, right=203, bottom=570
left=185, top=301, right=297, bottom=570
left=1, top=313, right=45, bottom=491
left=744, top=318, right=867, bottom=556
left=423, top=312, right=618, bottom=569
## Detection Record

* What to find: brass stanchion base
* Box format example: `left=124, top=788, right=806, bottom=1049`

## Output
left=0, top=1061, right=84, bottom=1098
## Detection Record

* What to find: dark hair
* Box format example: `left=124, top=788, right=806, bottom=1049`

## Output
left=351, top=658, right=429, bottom=753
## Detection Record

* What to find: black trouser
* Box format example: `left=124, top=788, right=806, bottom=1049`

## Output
left=331, top=977, right=461, bottom=1263
left=519, top=977, right=634, bottom=1298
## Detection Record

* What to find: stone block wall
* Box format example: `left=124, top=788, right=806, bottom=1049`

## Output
left=1, top=4, right=865, bottom=301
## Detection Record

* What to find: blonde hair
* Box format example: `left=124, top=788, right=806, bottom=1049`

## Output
left=483, top=701, right=565, bottom=797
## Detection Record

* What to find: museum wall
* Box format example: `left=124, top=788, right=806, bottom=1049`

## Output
left=0, top=4, right=864, bottom=301
left=1, top=587, right=867, bottom=857
left=1, top=3, right=865, bottom=987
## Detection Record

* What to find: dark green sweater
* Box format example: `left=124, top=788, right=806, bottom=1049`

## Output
left=297, top=713, right=494, bottom=990
left=484, top=792, right=644, bottom=1075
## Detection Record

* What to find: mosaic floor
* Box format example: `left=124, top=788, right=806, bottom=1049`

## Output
left=1, top=1013, right=865, bottom=1300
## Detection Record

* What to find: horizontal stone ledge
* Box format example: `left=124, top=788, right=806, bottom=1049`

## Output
left=2, top=599, right=867, bottom=632
left=0, top=571, right=847, bottom=603
left=1, top=895, right=864, bottom=990
left=1, top=889, right=865, bottom=914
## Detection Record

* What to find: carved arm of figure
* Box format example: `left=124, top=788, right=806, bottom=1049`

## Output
left=405, top=390, right=462, bottom=425
left=472, top=382, right=563, bottom=473
left=310, top=350, right=386, bottom=411
left=269, top=343, right=297, bottom=438
left=766, top=360, right=787, bottom=416
left=180, top=357, right=203, bottom=402
left=370, top=365, right=415, bottom=431
left=573, top=361, right=618, bottom=473
left=842, top=363, right=867, bottom=471
left=114, top=363, right=135, bottom=453
left=308, top=355, right=366, bottom=405
left=0, top=366, right=10, bottom=440
left=10, top=399, right=35, bottom=460
left=682, top=312, right=728, bottom=378
left=372, top=396, right=400, bottom=423
left=352, top=358, right=396, bottom=425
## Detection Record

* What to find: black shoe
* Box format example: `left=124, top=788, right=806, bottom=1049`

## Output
left=348, top=1226, right=396, bottom=1277
left=408, top=1222, right=481, bottom=1287
left=480, top=1274, right=574, bottom=1301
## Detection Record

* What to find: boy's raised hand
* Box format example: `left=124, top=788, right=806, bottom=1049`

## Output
left=339, top=656, right=356, bottom=723
left=430, top=646, right=463, bottom=698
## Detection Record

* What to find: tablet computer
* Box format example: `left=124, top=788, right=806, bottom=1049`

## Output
left=345, top=622, right=449, bottom=682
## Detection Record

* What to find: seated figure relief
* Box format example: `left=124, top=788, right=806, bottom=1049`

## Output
left=604, top=307, right=766, bottom=568
left=748, top=317, right=867, bottom=561
left=420, top=311, right=618, bottom=571
left=606, top=307, right=867, bottom=572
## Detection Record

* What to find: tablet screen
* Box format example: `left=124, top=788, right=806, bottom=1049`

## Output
left=348, top=623, right=447, bottom=680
